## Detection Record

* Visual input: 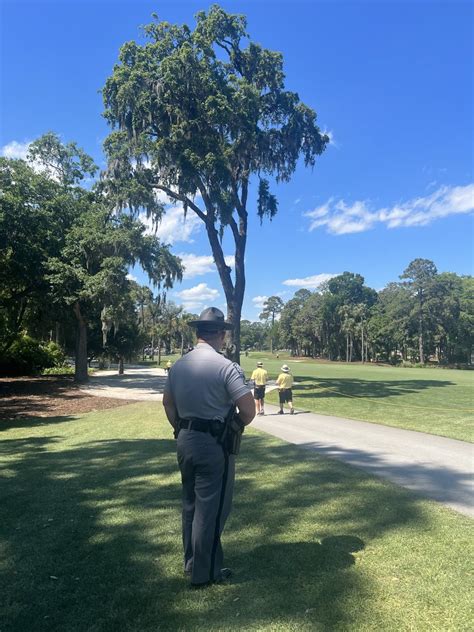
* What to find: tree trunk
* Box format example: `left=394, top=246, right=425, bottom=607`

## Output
left=158, top=338, right=162, bottom=365
left=418, top=320, right=424, bottom=363
left=418, top=290, right=425, bottom=363
left=203, top=206, right=247, bottom=364
left=73, top=301, right=88, bottom=383
left=141, top=304, right=145, bottom=361
left=118, top=356, right=124, bottom=374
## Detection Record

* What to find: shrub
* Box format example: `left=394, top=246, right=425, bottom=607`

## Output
left=42, top=365, right=75, bottom=375
left=0, top=336, right=66, bottom=376
left=42, top=341, right=66, bottom=367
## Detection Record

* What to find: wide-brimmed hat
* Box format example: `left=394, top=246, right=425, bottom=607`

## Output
left=281, top=364, right=290, bottom=372
left=257, top=361, right=263, bottom=367
left=188, top=307, right=233, bottom=330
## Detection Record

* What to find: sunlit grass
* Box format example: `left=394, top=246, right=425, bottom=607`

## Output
left=1, top=403, right=472, bottom=631
left=240, top=353, right=473, bottom=441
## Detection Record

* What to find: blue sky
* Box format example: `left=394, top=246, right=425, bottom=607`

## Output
left=1, top=0, right=473, bottom=319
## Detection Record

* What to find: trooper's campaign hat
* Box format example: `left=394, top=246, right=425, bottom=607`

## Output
left=188, top=307, right=233, bottom=330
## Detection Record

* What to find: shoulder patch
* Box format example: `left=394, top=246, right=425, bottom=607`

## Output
left=232, top=362, right=246, bottom=380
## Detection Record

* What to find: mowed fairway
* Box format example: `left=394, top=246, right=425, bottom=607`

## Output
left=240, top=354, right=474, bottom=442
left=1, top=403, right=472, bottom=631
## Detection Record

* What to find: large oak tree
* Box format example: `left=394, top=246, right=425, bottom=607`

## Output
left=102, top=4, right=328, bottom=360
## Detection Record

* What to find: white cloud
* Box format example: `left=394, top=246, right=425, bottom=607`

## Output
left=126, top=273, right=138, bottom=282
left=0, top=138, right=62, bottom=181
left=174, top=283, right=219, bottom=311
left=304, top=184, right=474, bottom=235
left=0, top=140, right=31, bottom=160
left=178, top=253, right=235, bottom=279
left=283, top=273, right=339, bottom=289
left=322, top=128, right=338, bottom=148
left=252, top=295, right=268, bottom=309
left=140, top=205, right=202, bottom=244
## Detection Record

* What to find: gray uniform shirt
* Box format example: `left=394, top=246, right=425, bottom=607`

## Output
left=164, top=342, right=250, bottom=422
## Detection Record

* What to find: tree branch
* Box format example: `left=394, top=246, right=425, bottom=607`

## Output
left=151, top=184, right=207, bottom=223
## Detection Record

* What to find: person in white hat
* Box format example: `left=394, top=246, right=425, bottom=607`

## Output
left=250, top=361, right=268, bottom=415
left=276, top=364, right=294, bottom=414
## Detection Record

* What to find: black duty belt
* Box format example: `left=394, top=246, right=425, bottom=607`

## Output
left=179, top=418, right=224, bottom=434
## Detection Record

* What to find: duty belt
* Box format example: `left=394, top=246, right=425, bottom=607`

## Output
left=178, top=418, right=224, bottom=434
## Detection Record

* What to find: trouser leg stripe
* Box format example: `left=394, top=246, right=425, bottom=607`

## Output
left=209, top=450, right=229, bottom=582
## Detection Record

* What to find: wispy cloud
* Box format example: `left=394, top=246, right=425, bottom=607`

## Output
left=321, top=128, right=338, bottom=148
left=178, top=253, right=235, bottom=279
left=174, top=283, right=219, bottom=311
left=304, top=184, right=474, bottom=235
left=283, top=273, right=339, bottom=289
left=140, top=205, right=202, bottom=244
left=252, top=295, right=268, bottom=309
left=0, top=140, right=31, bottom=159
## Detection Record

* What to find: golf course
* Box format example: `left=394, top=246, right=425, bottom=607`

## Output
left=1, top=359, right=472, bottom=631
left=240, top=354, right=473, bottom=443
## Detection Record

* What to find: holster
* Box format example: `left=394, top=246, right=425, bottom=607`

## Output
left=218, top=407, right=245, bottom=455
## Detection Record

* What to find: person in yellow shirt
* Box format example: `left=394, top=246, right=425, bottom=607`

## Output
left=276, top=364, right=294, bottom=415
left=250, top=361, right=268, bottom=416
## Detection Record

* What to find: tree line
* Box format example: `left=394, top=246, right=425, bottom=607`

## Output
left=2, top=6, right=471, bottom=376
left=246, top=262, right=473, bottom=365
left=0, top=134, right=182, bottom=381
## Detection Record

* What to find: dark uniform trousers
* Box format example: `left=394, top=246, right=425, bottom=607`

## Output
left=177, top=428, right=235, bottom=585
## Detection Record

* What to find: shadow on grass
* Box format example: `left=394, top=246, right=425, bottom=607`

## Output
left=0, top=427, right=434, bottom=631
left=292, top=375, right=454, bottom=400
left=0, top=414, right=80, bottom=432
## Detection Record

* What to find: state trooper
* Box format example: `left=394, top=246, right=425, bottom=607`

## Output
left=162, top=307, right=255, bottom=588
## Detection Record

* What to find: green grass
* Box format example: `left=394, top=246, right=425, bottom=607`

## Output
left=1, top=403, right=472, bottom=631
left=240, top=353, right=474, bottom=442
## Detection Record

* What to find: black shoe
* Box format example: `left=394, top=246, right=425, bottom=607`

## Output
left=290, top=408, right=295, bottom=415
left=278, top=410, right=284, bottom=415
left=214, top=568, right=232, bottom=584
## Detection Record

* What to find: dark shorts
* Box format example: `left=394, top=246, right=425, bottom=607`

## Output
left=279, top=388, right=293, bottom=404
left=254, top=385, right=266, bottom=400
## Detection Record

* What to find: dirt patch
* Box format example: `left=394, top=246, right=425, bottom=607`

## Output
left=0, top=375, right=135, bottom=423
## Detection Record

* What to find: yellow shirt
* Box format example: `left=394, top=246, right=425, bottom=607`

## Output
left=251, top=368, right=268, bottom=385
left=276, top=373, right=293, bottom=389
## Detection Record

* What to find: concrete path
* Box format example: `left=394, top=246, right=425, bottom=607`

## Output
left=81, top=368, right=473, bottom=517
left=80, top=367, right=167, bottom=401
left=253, top=405, right=474, bottom=518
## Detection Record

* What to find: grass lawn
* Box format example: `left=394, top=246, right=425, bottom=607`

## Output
left=240, top=353, right=474, bottom=442
left=1, top=403, right=472, bottom=631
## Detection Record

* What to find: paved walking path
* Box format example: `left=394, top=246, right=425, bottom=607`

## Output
left=253, top=405, right=473, bottom=518
left=81, top=368, right=473, bottom=517
left=80, top=367, right=167, bottom=401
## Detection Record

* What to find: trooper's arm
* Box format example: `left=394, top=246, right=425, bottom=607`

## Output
left=163, top=391, right=178, bottom=430
left=235, top=391, right=256, bottom=426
